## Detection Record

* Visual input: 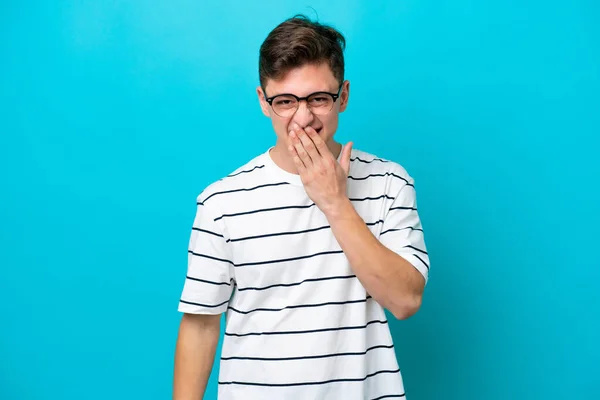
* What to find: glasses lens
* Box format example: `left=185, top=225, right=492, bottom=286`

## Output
left=272, top=95, right=298, bottom=117
left=307, top=93, right=334, bottom=115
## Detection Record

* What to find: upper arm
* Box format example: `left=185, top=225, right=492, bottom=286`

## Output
left=180, top=312, right=221, bottom=333
left=178, top=196, right=235, bottom=315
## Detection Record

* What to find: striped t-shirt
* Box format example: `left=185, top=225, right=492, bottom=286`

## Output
left=178, top=146, right=430, bottom=400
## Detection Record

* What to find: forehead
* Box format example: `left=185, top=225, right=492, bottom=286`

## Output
left=265, top=63, right=339, bottom=96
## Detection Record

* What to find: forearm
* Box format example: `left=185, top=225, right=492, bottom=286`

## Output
left=326, top=199, right=425, bottom=319
left=173, top=313, right=221, bottom=400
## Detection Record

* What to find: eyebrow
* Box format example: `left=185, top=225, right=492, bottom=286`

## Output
left=268, top=87, right=337, bottom=97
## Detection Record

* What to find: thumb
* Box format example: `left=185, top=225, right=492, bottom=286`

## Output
left=340, top=141, right=353, bottom=175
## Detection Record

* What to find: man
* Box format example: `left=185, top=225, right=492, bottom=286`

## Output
left=173, top=14, right=430, bottom=400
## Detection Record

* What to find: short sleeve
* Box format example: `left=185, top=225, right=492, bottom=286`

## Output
left=379, top=173, right=430, bottom=285
left=178, top=197, right=235, bottom=314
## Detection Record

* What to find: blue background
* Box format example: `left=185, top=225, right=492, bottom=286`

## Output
left=1, top=1, right=598, bottom=399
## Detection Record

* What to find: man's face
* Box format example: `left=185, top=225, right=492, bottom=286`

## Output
left=257, top=63, right=350, bottom=153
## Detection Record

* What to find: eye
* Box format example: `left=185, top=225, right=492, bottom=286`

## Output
left=309, top=96, right=330, bottom=105
left=272, top=95, right=297, bottom=109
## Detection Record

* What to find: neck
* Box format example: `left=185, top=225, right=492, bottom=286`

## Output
left=269, top=139, right=342, bottom=175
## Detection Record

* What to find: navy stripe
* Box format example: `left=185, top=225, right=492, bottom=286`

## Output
left=225, top=165, right=264, bottom=178
left=237, top=275, right=356, bottom=292
left=200, top=182, right=290, bottom=203
left=229, top=224, right=331, bottom=243
left=229, top=220, right=383, bottom=243
left=414, top=253, right=430, bottom=270
left=389, top=206, right=417, bottom=211
left=214, top=203, right=317, bottom=221
left=228, top=296, right=371, bottom=315
left=221, top=344, right=394, bottom=361
left=214, top=194, right=391, bottom=222
left=186, top=276, right=232, bottom=286
left=191, top=227, right=223, bottom=238
left=188, top=249, right=343, bottom=268
left=180, top=299, right=229, bottom=308
left=188, top=250, right=233, bottom=265
left=367, top=220, right=384, bottom=226
left=225, top=319, right=388, bottom=337
left=234, top=250, right=344, bottom=268
left=404, top=245, right=428, bottom=255
left=370, top=395, right=406, bottom=399
left=348, top=172, right=410, bottom=185
left=380, top=227, right=423, bottom=235
left=350, top=194, right=395, bottom=202
left=351, top=157, right=389, bottom=164
left=218, top=368, right=401, bottom=387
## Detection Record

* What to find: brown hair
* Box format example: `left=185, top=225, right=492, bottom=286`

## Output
left=259, top=14, right=346, bottom=91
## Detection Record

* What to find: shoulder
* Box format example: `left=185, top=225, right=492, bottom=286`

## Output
left=350, top=148, right=413, bottom=185
left=196, top=151, right=269, bottom=207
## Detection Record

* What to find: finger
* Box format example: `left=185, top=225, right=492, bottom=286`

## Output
left=296, top=126, right=321, bottom=164
left=340, top=141, right=354, bottom=175
left=290, top=127, right=313, bottom=167
left=288, top=143, right=307, bottom=173
left=304, top=126, right=329, bottom=158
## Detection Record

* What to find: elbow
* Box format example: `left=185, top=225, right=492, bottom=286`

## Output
left=390, top=294, right=422, bottom=320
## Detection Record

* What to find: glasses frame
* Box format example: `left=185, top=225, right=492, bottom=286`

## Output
left=263, top=84, right=344, bottom=117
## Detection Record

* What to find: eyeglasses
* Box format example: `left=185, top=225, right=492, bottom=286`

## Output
left=264, top=84, right=343, bottom=118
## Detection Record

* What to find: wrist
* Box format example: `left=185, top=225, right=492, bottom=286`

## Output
left=323, top=197, right=356, bottom=222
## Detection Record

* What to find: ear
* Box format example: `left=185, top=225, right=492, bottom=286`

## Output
left=257, top=86, right=271, bottom=118
left=339, top=80, right=350, bottom=113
